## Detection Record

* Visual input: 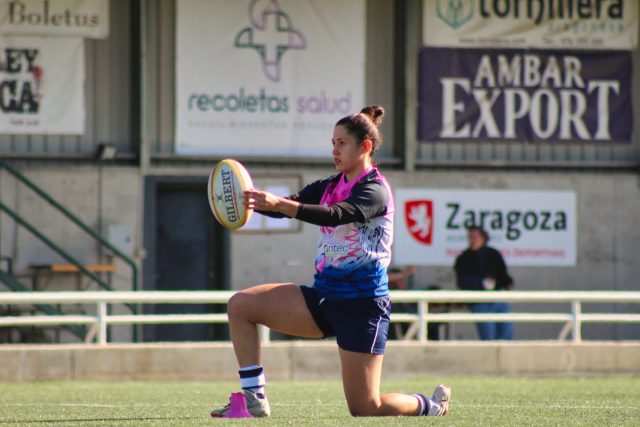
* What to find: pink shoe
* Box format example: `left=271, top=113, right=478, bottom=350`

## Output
left=210, top=392, right=253, bottom=418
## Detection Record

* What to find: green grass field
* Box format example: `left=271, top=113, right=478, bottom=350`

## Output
left=0, top=377, right=638, bottom=426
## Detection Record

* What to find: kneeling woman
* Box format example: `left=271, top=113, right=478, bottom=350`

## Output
left=211, top=106, right=450, bottom=418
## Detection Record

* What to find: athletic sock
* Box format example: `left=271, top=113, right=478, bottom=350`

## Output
left=239, top=365, right=266, bottom=395
left=414, top=393, right=431, bottom=416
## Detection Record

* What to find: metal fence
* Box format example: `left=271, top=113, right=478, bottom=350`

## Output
left=1, top=290, right=639, bottom=345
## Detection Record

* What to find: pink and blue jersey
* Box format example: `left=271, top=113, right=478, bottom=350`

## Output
left=289, top=168, right=394, bottom=299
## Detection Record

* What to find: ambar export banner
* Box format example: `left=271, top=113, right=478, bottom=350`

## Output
left=394, top=189, right=576, bottom=266
left=418, top=48, right=632, bottom=142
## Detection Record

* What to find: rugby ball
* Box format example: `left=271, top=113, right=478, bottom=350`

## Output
left=207, top=159, right=254, bottom=230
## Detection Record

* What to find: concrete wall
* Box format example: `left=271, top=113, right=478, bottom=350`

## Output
left=232, top=168, right=640, bottom=294
left=232, top=167, right=640, bottom=340
left=1, top=165, right=639, bottom=341
left=0, top=342, right=638, bottom=382
left=0, top=166, right=143, bottom=341
left=0, top=166, right=142, bottom=286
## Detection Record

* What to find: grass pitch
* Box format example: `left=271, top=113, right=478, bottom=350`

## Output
left=0, top=376, right=638, bottom=426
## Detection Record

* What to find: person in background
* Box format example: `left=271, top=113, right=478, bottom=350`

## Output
left=387, top=265, right=417, bottom=291
left=454, top=226, right=514, bottom=340
left=388, top=267, right=448, bottom=340
left=387, top=266, right=416, bottom=339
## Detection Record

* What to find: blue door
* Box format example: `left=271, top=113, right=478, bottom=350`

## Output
left=143, top=179, right=229, bottom=341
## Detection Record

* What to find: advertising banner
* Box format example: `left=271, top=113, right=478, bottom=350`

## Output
left=175, top=0, right=365, bottom=157
left=424, top=0, right=638, bottom=50
left=418, top=47, right=632, bottom=142
left=394, top=189, right=577, bottom=266
left=0, top=0, right=109, bottom=39
left=0, top=36, right=85, bottom=134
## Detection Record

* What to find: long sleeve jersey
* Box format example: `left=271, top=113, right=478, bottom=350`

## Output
left=258, top=167, right=394, bottom=299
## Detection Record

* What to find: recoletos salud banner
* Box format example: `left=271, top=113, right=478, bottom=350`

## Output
left=0, top=0, right=109, bottom=39
left=394, top=189, right=577, bottom=267
left=418, top=48, right=632, bottom=142
left=424, top=0, right=638, bottom=50
left=175, top=0, right=365, bottom=157
left=0, top=36, right=85, bottom=135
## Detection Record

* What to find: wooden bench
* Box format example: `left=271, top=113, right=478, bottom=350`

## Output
left=29, top=263, right=117, bottom=291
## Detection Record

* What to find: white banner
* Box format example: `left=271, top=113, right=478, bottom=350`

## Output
left=424, top=0, right=638, bottom=50
left=0, top=0, right=109, bottom=39
left=0, top=36, right=85, bottom=134
left=394, top=189, right=576, bottom=267
left=175, top=0, right=365, bottom=157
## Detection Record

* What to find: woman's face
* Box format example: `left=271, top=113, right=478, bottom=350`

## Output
left=467, top=229, right=486, bottom=251
left=332, top=125, right=368, bottom=179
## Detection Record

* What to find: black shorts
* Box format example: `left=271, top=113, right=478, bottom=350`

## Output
left=300, top=285, right=391, bottom=355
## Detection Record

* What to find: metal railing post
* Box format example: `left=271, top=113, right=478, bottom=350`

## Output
left=571, top=300, right=582, bottom=343
left=418, top=300, right=428, bottom=343
left=97, top=302, right=108, bottom=345
left=258, top=325, right=270, bottom=344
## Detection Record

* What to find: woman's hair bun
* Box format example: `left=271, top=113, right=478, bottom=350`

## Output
left=360, top=105, right=384, bottom=126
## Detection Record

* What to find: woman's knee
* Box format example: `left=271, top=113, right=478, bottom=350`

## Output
left=348, top=404, right=367, bottom=417
left=227, top=291, right=253, bottom=320
left=347, top=400, right=380, bottom=417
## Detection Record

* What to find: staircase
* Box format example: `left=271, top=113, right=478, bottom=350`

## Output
left=0, top=162, right=139, bottom=343
left=0, top=267, right=86, bottom=341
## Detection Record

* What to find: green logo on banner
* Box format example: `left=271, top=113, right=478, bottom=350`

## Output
left=436, top=0, right=474, bottom=29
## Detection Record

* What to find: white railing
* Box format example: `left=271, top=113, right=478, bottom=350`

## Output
left=1, top=290, right=639, bottom=345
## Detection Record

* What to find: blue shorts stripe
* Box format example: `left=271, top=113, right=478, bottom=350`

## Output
left=370, top=297, right=390, bottom=353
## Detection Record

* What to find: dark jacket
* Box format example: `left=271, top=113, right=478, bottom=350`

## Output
left=454, top=246, right=513, bottom=291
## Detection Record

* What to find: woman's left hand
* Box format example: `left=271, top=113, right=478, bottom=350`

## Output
left=244, top=189, right=280, bottom=212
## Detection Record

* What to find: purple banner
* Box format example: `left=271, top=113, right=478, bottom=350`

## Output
left=418, top=48, right=632, bottom=143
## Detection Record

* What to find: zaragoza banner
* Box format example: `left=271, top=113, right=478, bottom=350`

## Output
left=0, top=36, right=85, bottom=134
left=418, top=47, right=632, bottom=142
left=424, top=0, right=638, bottom=50
left=394, top=189, right=577, bottom=267
left=0, top=0, right=109, bottom=39
left=175, top=0, right=365, bottom=157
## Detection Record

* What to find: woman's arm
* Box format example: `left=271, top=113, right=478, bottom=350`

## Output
left=244, top=189, right=300, bottom=218
left=244, top=177, right=386, bottom=227
left=244, top=189, right=364, bottom=226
